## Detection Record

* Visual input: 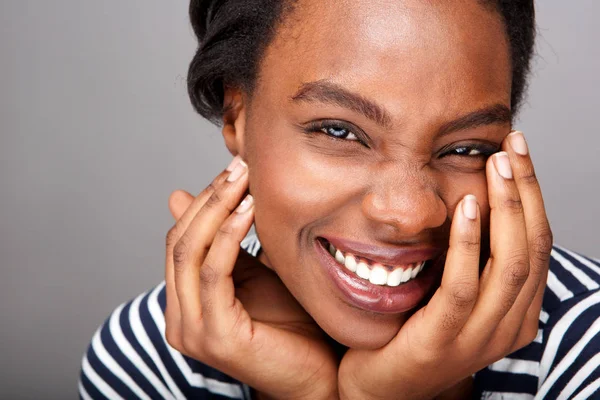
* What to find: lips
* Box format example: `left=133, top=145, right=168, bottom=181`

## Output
left=315, top=236, right=445, bottom=314
left=324, top=239, right=428, bottom=286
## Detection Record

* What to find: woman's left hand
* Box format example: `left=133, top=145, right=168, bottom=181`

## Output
left=338, top=131, right=553, bottom=400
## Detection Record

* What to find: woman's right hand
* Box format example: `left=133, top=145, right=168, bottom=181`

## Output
left=163, top=156, right=339, bottom=400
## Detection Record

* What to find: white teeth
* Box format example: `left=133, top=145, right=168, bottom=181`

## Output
left=369, top=265, right=388, bottom=285
left=344, top=254, right=357, bottom=272
left=335, top=249, right=345, bottom=264
left=329, top=244, right=336, bottom=256
left=386, top=268, right=403, bottom=287
left=356, top=262, right=371, bottom=280
left=326, top=241, right=427, bottom=286
left=411, top=262, right=423, bottom=278
left=401, top=268, right=413, bottom=283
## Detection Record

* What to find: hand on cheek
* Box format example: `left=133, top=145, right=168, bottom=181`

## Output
left=338, top=131, right=553, bottom=400
left=163, top=157, right=339, bottom=400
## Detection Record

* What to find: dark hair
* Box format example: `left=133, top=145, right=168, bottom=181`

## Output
left=187, top=0, right=535, bottom=125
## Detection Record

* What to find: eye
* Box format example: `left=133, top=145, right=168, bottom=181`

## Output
left=320, top=125, right=359, bottom=141
left=451, top=146, right=483, bottom=156
left=441, top=143, right=498, bottom=158
left=302, top=120, right=369, bottom=147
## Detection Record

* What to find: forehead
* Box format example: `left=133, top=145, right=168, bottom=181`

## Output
left=257, top=0, right=511, bottom=125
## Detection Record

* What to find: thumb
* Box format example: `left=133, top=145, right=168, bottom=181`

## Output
left=168, top=190, right=194, bottom=220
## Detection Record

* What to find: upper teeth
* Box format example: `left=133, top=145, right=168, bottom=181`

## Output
left=328, top=243, right=426, bottom=287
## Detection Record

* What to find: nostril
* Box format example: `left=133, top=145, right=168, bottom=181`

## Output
left=361, top=190, right=447, bottom=233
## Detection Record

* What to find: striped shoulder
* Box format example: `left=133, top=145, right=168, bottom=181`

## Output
left=543, top=245, right=600, bottom=310
left=535, top=245, right=600, bottom=399
left=473, top=245, right=600, bottom=399
left=78, top=283, right=251, bottom=399
left=241, top=233, right=261, bottom=257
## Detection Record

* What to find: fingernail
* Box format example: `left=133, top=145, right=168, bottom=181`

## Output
left=509, top=131, right=528, bottom=156
left=227, top=159, right=248, bottom=182
left=462, top=195, right=477, bottom=220
left=226, top=155, right=242, bottom=172
left=494, top=152, right=513, bottom=179
left=236, top=194, right=254, bottom=213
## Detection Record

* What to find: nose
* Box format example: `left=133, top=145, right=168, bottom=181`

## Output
left=361, top=163, right=447, bottom=237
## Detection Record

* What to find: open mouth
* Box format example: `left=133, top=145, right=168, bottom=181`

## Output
left=319, top=238, right=430, bottom=287
left=315, top=237, right=444, bottom=313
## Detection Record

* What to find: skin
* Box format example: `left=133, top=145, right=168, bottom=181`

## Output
left=239, top=0, right=509, bottom=348
left=163, top=0, right=553, bottom=398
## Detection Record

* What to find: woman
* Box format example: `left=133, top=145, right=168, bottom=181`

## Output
left=79, top=0, right=600, bottom=398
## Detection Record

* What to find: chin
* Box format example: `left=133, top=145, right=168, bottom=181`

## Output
left=319, top=310, right=410, bottom=350
left=288, top=235, right=444, bottom=350
left=255, top=229, right=445, bottom=350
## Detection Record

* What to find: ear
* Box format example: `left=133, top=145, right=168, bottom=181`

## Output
left=222, top=88, right=247, bottom=158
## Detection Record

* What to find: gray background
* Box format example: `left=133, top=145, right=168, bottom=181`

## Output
left=1, top=0, right=598, bottom=398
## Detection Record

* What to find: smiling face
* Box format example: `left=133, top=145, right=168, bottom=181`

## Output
left=233, top=0, right=512, bottom=349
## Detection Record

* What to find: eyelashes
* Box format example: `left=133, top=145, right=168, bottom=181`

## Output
left=303, top=120, right=499, bottom=159
left=302, top=120, right=368, bottom=147
left=440, top=143, right=499, bottom=159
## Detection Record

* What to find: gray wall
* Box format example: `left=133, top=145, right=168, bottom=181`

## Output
left=1, top=1, right=598, bottom=398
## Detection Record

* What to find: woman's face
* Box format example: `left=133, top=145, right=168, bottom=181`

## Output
left=240, top=0, right=512, bottom=349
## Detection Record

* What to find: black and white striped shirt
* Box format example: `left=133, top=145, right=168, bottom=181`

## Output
left=79, top=237, right=600, bottom=399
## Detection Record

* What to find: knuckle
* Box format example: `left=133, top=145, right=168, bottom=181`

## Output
left=165, top=327, right=181, bottom=351
left=204, top=190, right=223, bottom=209
left=494, top=330, right=520, bottom=355
left=447, top=280, right=478, bottom=308
left=166, top=225, right=179, bottom=248
left=518, top=165, right=538, bottom=186
left=172, top=233, right=192, bottom=270
left=530, top=227, right=554, bottom=265
left=181, top=334, right=201, bottom=357
left=206, top=182, right=217, bottom=194
left=523, top=324, right=539, bottom=345
left=502, top=255, right=530, bottom=290
left=217, top=223, right=236, bottom=238
left=457, top=236, right=481, bottom=254
left=204, top=189, right=237, bottom=214
left=199, top=262, right=219, bottom=287
left=500, top=196, right=524, bottom=214
left=514, top=325, right=539, bottom=351
left=500, top=338, right=516, bottom=356
left=410, top=343, right=441, bottom=367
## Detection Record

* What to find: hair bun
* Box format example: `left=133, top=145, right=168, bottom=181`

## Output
left=189, top=0, right=227, bottom=40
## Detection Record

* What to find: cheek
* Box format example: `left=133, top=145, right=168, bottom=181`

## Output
left=440, top=171, right=491, bottom=234
left=248, top=136, right=364, bottom=239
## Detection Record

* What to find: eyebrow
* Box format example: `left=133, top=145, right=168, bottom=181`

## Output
left=437, top=103, right=512, bottom=137
left=290, top=80, right=393, bottom=129
left=290, top=80, right=511, bottom=135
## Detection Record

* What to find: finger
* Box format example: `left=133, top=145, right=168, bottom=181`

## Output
left=505, top=131, right=552, bottom=272
left=165, top=223, right=185, bottom=349
left=168, top=190, right=194, bottom=220
left=461, top=152, right=530, bottom=343
left=165, top=156, right=242, bottom=348
left=165, top=190, right=195, bottom=350
left=173, top=160, right=249, bottom=325
left=199, top=195, right=255, bottom=335
left=173, top=156, right=242, bottom=236
left=513, top=266, right=548, bottom=349
left=495, top=132, right=552, bottom=347
left=421, top=194, right=481, bottom=340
